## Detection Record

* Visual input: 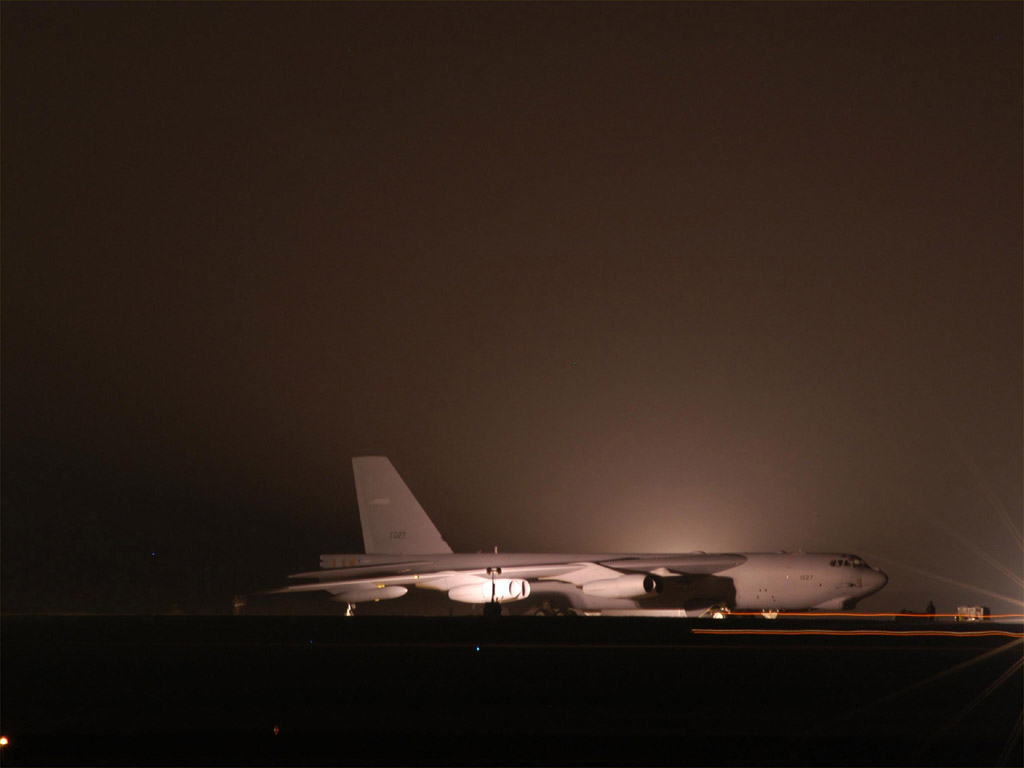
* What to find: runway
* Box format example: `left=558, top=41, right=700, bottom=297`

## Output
left=2, top=615, right=1021, bottom=766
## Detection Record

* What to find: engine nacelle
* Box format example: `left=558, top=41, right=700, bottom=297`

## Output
left=582, top=574, right=663, bottom=599
left=329, top=586, right=408, bottom=603
left=448, top=579, right=532, bottom=604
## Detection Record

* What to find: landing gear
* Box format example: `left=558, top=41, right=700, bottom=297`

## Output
left=344, top=602, right=356, bottom=617
left=530, top=600, right=566, bottom=617
left=701, top=604, right=731, bottom=619
left=483, top=566, right=503, bottom=617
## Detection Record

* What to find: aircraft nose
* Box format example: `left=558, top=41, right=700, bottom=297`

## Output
left=868, top=569, right=888, bottom=593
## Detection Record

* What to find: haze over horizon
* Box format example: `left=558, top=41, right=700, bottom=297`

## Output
left=3, top=2, right=1021, bottom=616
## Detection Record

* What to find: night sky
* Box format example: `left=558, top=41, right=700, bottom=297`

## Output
left=3, top=2, right=1021, bottom=615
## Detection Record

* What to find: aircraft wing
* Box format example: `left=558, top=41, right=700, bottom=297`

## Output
left=271, top=574, right=435, bottom=594
left=595, top=554, right=747, bottom=575
left=287, top=561, right=437, bottom=581
left=272, top=555, right=745, bottom=596
left=271, top=563, right=586, bottom=595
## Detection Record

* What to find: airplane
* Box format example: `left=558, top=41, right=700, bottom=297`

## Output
left=273, top=456, right=888, bottom=617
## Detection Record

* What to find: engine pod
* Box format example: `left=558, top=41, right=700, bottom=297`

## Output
left=448, top=579, right=532, bottom=604
left=581, top=574, right=663, bottom=599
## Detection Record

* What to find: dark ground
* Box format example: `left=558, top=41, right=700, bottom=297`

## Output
left=1, top=615, right=1021, bottom=767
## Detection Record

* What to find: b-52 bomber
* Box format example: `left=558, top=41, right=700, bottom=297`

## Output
left=274, top=457, right=888, bottom=617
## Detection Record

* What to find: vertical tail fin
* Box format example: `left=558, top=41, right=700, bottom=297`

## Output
left=352, top=457, right=453, bottom=555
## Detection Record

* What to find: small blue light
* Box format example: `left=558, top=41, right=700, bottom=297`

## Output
left=151, top=552, right=155, bottom=556
left=476, top=646, right=480, bottom=651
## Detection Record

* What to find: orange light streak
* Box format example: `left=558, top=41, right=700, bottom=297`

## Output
left=724, top=611, right=1024, bottom=619
left=692, top=629, right=1024, bottom=637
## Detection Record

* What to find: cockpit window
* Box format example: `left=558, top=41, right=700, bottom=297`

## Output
left=829, top=557, right=866, bottom=567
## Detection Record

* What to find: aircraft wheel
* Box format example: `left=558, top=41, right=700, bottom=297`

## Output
left=483, top=602, right=503, bottom=617
left=702, top=604, right=730, bottom=619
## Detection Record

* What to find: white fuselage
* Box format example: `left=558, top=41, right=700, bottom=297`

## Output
left=721, top=553, right=887, bottom=611
left=311, top=550, right=887, bottom=613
